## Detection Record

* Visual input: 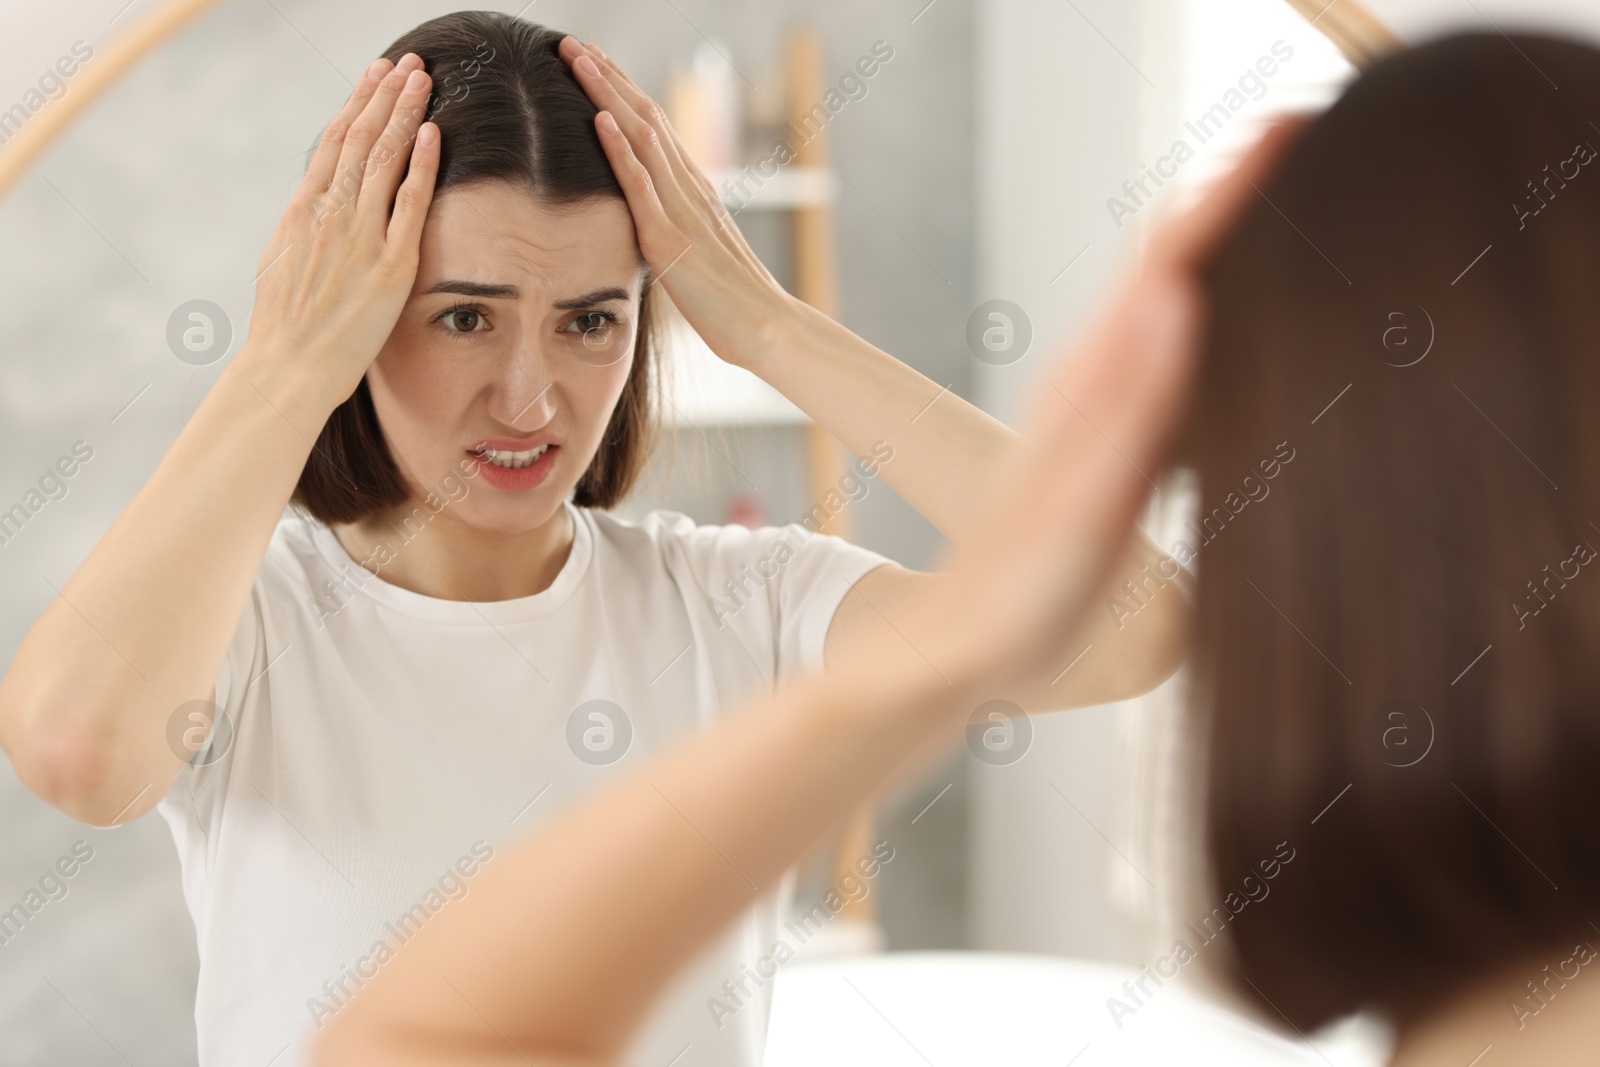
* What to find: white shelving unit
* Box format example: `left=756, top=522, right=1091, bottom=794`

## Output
left=708, top=164, right=839, bottom=211
left=655, top=164, right=839, bottom=429
left=658, top=299, right=810, bottom=427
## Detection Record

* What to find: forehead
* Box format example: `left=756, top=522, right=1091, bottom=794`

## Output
left=415, top=181, right=641, bottom=296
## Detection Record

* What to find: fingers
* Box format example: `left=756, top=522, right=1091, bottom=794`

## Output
left=357, top=67, right=436, bottom=225
left=577, top=44, right=670, bottom=149
left=1063, top=276, right=1200, bottom=473
left=1018, top=116, right=1301, bottom=481
left=1022, top=258, right=1203, bottom=508
left=301, top=58, right=393, bottom=195
left=1150, top=116, right=1307, bottom=274
left=563, top=38, right=772, bottom=277
left=561, top=42, right=706, bottom=230
left=387, top=121, right=441, bottom=253
left=565, top=38, right=643, bottom=99
left=1011, top=279, right=1198, bottom=621
left=575, top=40, right=716, bottom=206
left=571, top=54, right=699, bottom=222
left=324, top=54, right=425, bottom=220
left=581, top=42, right=775, bottom=281
left=935, top=274, right=1200, bottom=681
left=591, top=110, right=685, bottom=269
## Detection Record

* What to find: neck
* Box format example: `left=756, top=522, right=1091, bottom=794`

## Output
left=1389, top=937, right=1600, bottom=1067
left=332, top=499, right=575, bottom=602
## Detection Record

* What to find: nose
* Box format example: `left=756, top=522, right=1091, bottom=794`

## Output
left=485, top=335, right=557, bottom=431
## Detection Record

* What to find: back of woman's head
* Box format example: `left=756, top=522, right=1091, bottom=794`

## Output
left=1184, top=31, right=1600, bottom=1033
left=293, top=11, right=656, bottom=523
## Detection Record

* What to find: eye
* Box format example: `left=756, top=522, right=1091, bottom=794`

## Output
left=561, top=310, right=622, bottom=340
left=435, top=303, right=490, bottom=338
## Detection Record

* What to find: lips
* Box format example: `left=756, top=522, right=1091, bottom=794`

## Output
left=463, top=433, right=563, bottom=491
left=467, top=434, right=561, bottom=469
left=474, top=443, right=550, bottom=468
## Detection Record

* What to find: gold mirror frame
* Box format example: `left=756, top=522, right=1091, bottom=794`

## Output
left=0, top=0, right=1395, bottom=206
left=1283, top=0, right=1402, bottom=68
left=0, top=0, right=221, bottom=201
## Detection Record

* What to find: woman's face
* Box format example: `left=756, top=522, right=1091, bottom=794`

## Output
left=366, top=180, right=644, bottom=534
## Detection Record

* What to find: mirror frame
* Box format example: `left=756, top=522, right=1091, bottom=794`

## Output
left=0, top=0, right=220, bottom=200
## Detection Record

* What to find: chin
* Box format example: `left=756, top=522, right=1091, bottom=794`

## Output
left=455, top=492, right=569, bottom=536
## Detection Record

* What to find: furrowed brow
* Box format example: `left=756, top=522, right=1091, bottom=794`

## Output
left=422, top=280, right=520, bottom=299
left=552, top=287, right=632, bottom=310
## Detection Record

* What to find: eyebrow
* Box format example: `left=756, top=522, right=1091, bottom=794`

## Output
left=421, top=281, right=633, bottom=309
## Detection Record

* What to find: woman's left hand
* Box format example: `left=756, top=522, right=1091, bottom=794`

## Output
left=558, top=36, right=789, bottom=368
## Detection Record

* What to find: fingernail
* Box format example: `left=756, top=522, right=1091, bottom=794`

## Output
left=576, top=55, right=598, bottom=76
left=599, top=111, right=619, bottom=134
left=407, top=69, right=428, bottom=91
left=418, top=123, right=437, bottom=147
left=366, top=58, right=388, bottom=81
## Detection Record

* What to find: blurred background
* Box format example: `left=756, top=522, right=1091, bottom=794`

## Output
left=0, top=0, right=1596, bottom=1063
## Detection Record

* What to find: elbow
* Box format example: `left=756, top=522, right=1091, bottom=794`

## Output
left=1119, top=578, right=1193, bottom=700
left=1083, top=575, right=1192, bottom=705
left=0, top=687, right=129, bottom=826
left=315, top=1014, right=608, bottom=1067
left=309, top=1016, right=362, bottom=1067
left=313, top=1013, right=433, bottom=1067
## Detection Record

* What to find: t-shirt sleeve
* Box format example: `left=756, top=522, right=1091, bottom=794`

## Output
left=656, top=511, right=894, bottom=680
left=170, top=578, right=263, bottom=796
left=211, top=582, right=263, bottom=727
left=770, top=523, right=895, bottom=676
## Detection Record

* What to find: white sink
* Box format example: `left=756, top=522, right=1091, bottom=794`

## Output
left=764, top=952, right=1389, bottom=1067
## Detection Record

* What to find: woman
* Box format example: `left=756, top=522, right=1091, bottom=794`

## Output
left=0, top=11, right=1184, bottom=1067
left=318, top=30, right=1600, bottom=1067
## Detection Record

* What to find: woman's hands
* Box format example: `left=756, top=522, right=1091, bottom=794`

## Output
left=873, top=119, right=1306, bottom=699
left=243, top=53, right=440, bottom=408
left=557, top=36, right=792, bottom=369
left=310, top=116, right=1306, bottom=1067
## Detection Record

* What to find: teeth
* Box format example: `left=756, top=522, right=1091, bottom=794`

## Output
left=479, top=445, right=549, bottom=469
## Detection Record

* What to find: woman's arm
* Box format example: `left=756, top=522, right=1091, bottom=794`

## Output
left=315, top=636, right=973, bottom=1067
left=314, top=120, right=1301, bottom=1066
left=557, top=38, right=1013, bottom=550
left=313, top=171, right=1198, bottom=1067
left=560, top=39, right=1189, bottom=708
left=0, top=56, right=440, bottom=825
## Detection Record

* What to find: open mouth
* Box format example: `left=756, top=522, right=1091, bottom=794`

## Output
left=470, top=444, right=554, bottom=469
left=465, top=437, right=561, bottom=490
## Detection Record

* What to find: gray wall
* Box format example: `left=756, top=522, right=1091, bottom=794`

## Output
left=0, top=0, right=975, bottom=1061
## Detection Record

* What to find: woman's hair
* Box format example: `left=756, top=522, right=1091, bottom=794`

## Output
left=292, top=11, right=658, bottom=524
left=1182, top=31, right=1600, bottom=1033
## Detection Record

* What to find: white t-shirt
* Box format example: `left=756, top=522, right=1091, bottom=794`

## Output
left=156, top=501, right=892, bottom=1067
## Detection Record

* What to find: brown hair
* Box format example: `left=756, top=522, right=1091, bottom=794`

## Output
left=1182, top=32, right=1600, bottom=1032
left=292, top=11, right=658, bottom=524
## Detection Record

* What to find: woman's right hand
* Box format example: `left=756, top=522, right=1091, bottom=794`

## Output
left=242, top=53, right=440, bottom=405
left=888, top=119, right=1305, bottom=697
